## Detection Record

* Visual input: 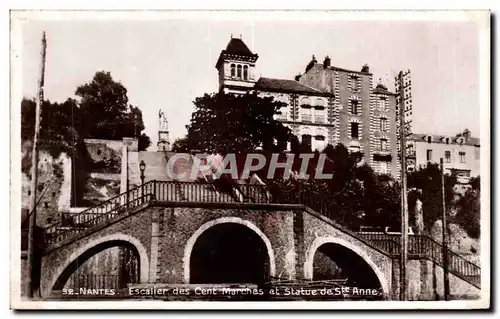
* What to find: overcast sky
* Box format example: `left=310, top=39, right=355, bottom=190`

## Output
left=19, top=12, right=482, bottom=150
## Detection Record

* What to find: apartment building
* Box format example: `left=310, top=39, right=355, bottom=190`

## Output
left=406, top=129, right=480, bottom=183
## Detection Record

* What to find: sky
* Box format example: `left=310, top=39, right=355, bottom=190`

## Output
left=18, top=12, right=483, bottom=150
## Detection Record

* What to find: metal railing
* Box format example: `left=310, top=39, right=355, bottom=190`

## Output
left=45, top=182, right=156, bottom=247
left=357, top=232, right=481, bottom=287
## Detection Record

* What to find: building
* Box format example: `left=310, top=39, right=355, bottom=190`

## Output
left=298, top=56, right=399, bottom=177
left=406, top=129, right=480, bottom=184
left=215, top=36, right=399, bottom=176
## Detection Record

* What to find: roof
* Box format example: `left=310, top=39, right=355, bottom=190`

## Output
left=373, top=83, right=397, bottom=96
left=215, top=38, right=259, bottom=69
left=409, top=133, right=480, bottom=146
left=224, top=38, right=255, bottom=56
left=255, top=77, right=330, bottom=96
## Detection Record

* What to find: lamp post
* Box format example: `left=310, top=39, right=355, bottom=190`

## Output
left=139, top=160, right=146, bottom=202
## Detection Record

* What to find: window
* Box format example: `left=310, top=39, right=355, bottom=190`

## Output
left=380, top=118, right=388, bottom=132
left=301, top=107, right=312, bottom=122
left=237, top=65, right=242, bottom=78
left=230, top=64, right=235, bottom=77
left=459, top=151, right=466, bottom=163
left=445, top=137, right=450, bottom=144
left=302, top=134, right=312, bottom=149
left=379, top=98, right=387, bottom=111
left=380, top=139, right=388, bottom=151
left=351, top=123, right=359, bottom=139
left=350, top=76, right=359, bottom=91
left=445, top=151, right=451, bottom=163
left=350, top=100, right=359, bottom=115
left=426, top=149, right=433, bottom=161
left=243, top=65, right=248, bottom=80
left=380, top=161, right=389, bottom=175
left=427, top=136, right=432, bottom=143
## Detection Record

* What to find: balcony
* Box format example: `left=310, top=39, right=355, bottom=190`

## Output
left=314, top=115, right=325, bottom=124
left=301, top=114, right=312, bottom=123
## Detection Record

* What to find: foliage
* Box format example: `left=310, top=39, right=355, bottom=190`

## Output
left=75, top=71, right=151, bottom=150
left=265, top=143, right=401, bottom=231
left=171, top=136, right=190, bottom=152
left=452, top=176, right=481, bottom=238
left=21, top=71, right=152, bottom=205
left=407, top=163, right=457, bottom=232
left=185, top=92, right=294, bottom=154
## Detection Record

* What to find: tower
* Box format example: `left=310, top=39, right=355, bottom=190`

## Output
left=157, top=109, right=170, bottom=152
left=215, top=35, right=259, bottom=94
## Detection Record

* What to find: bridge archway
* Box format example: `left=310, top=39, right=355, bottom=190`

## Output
left=49, top=233, right=149, bottom=293
left=304, top=236, right=389, bottom=295
left=183, top=217, right=276, bottom=284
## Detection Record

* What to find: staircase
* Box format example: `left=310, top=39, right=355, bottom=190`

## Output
left=42, top=180, right=481, bottom=290
left=357, top=232, right=481, bottom=289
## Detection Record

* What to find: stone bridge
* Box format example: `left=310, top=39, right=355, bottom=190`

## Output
left=29, top=181, right=480, bottom=301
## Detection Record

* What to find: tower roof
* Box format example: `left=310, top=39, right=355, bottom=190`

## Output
left=225, top=38, right=255, bottom=56
left=216, top=37, right=259, bottom=69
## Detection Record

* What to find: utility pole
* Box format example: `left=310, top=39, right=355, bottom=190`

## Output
left=395, top=70, right=412, bottom=301
left=440, top=158, right=450, bottom=300
left=26, top=31, right=47, bottom=299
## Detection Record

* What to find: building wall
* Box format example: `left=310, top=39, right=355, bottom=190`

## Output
left=258, top=91, right=335, bottom=151
left=411, top=139, right=480, bottom=181
left=371, top=92, right=399, bottom=178
left=300, top=63, right=400, bottom=177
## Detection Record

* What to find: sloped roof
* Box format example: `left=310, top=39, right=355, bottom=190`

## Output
left=255, top=77, right=330, bottom=96
left=410, top=133, right=480, bottom=146
left=224, top=38, right=255, bottom=56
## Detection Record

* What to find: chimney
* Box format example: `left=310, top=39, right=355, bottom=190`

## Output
left=361, top=63, right=370, bottom=73
left=295, top=73, right=302, bottom=81
left=462, top=128, right=471, bottom=140
left=323, top=56, right=331, bottom=68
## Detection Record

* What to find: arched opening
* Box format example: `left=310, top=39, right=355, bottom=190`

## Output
left=243, top=65, right=248, bottom=80
left=237, top=65, right=242, bottom=79
left=189, top=223, right=270, bottom=284
left=52, top=240, right=140, bottom=292
left=230, top=64, right=235, bottom=78
left=312, top=243, right=382, bottom=290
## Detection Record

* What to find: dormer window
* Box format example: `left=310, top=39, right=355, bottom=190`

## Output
left=230, top=64, right=236, bottom=78
left=243, top=65, right=248, bottom=80
left=445, top=137, right=450, bottom=144
left=427, top=136, right=432, bottom=143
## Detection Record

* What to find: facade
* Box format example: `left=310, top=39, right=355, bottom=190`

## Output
left=215, top=36, right=399, bottom=176
left=406, top=129, right=480, bottom=183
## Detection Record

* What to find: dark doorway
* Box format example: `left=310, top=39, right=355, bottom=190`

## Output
left=190, top=223, right=269, bottom=284
left=313, top=243, right=382, bottom=290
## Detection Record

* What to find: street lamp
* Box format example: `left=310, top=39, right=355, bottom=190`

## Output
left=139, top=160, right=146, bottom=202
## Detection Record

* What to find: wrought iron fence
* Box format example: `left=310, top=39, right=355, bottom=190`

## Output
left=45, top=182, right=155, bottom=247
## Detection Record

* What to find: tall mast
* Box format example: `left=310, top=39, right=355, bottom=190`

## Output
left=26, top=31, right=47, bottom=298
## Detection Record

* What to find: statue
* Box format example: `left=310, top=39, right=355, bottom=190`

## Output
left=158, top=109, right=168, bottom=132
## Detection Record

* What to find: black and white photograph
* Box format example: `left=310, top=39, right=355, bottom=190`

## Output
left=9, top=10, right=490, bottom=310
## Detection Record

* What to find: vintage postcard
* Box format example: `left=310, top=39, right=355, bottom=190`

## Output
left=10, top=10, right=490, bottom=310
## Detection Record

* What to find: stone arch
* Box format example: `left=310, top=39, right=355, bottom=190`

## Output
left=304, top=236, right=389, bottom=295
left=48, top=233, right=149, bottom=294
left=183, top=217, right=276, bottom=283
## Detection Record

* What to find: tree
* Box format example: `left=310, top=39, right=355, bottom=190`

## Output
left=452, top=176, right=480, bottom=238
left=75, top=71, right=151, bottom=150
left=407, top=163, right=458, bottom=231
left=171, top=136, right=190, bottom=152
left=186, top=92, right=294, bottom=154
